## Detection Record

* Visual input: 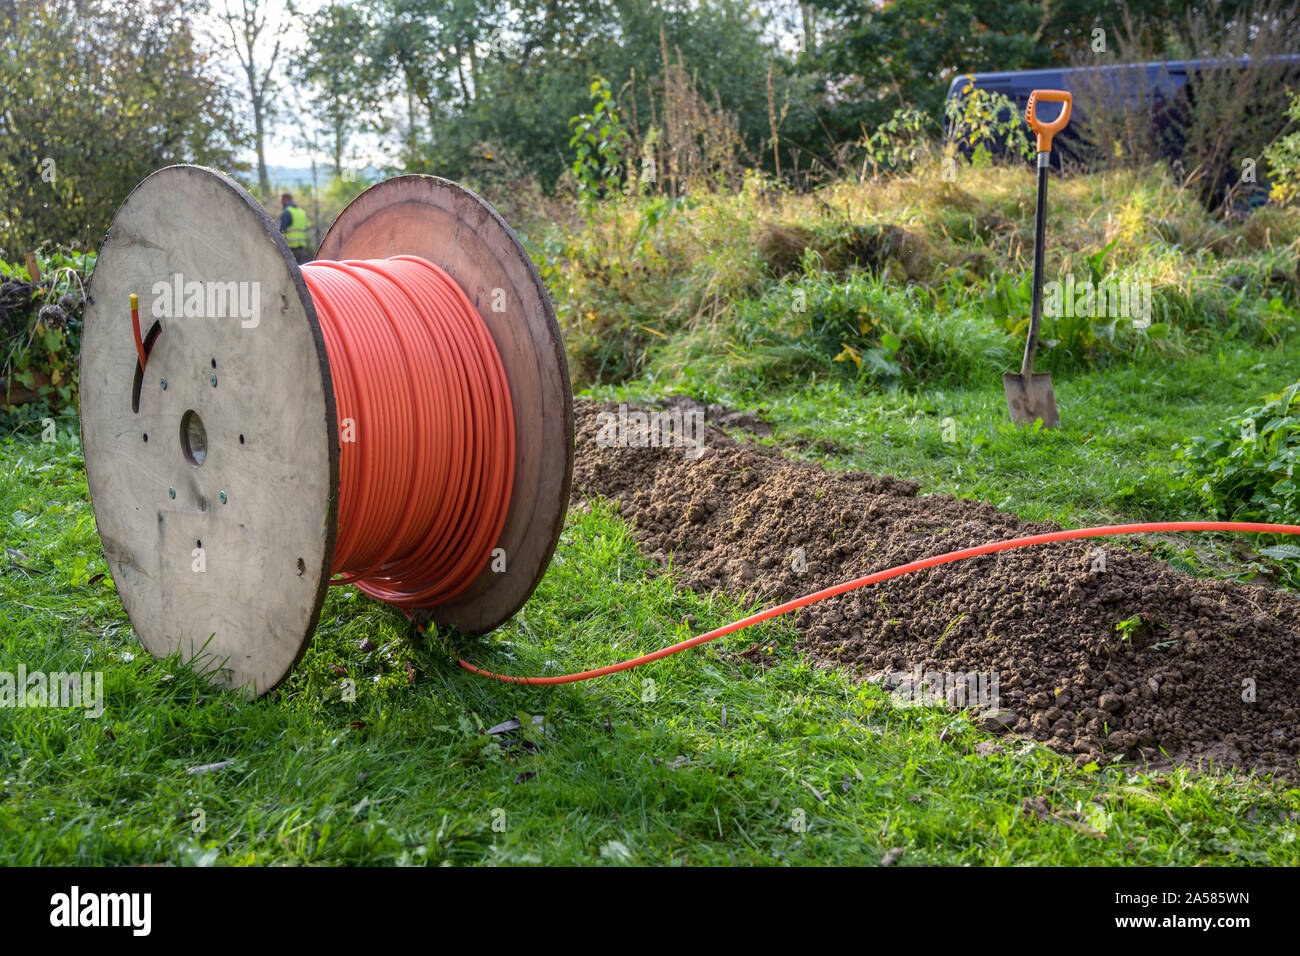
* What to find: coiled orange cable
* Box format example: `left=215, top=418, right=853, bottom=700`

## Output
left=301, top=255, right=515, bottom=609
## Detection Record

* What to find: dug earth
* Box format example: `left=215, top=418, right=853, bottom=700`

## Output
left=572, top=399, right=1300, bottom=783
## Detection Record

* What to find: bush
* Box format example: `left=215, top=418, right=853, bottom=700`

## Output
left=0, top=249, right=89, bottom=412
left=1264, top=91, right=1300, bottom=206
left=857, top=107, right=934, bottom=182
left=658, top=270, right=1016, bottom=397
left=943, top=79, right=1033, bottom=167
left=1178, top=382, right=1300, bottom=522
left=569, top=77, right=630, bottom=206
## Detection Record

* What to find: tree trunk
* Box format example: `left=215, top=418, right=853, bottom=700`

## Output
left=801, top=4, right=815, bottom=55
left=406, top=79, right=417, bottom=165
left=253, top=97, right=269, bottom=195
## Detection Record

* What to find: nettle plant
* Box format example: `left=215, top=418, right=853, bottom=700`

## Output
left=0, top=250, right=90, bottom=412
left=859, top=106, right=932, bottom=181
left=1179, top=381, right=1300, bottom=526
left=568, top=76, right=629, bottom=206
left=1264, top=90, right=1300, bottom=206
left=944, top=77, right=1034, bottom=167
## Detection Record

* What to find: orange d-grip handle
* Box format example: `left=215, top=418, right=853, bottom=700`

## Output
left=1026, top=89, right=1072, bottom=153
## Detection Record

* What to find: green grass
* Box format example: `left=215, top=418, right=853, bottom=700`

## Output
left=4, top=162, right=1299, bottom=865
left=739, top=344, right=1296, bottom=525
left=1, top=417, right=1299, bottom=865
left=597, top=342, right=1300, bottom=585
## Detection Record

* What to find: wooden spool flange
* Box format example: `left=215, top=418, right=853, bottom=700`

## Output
left=80, top=166, right=573, bottom=696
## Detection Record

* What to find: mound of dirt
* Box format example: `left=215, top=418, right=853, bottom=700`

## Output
left=572, top=399, right=1300, bottom=782
left=756, top=221, right=932, bottom=280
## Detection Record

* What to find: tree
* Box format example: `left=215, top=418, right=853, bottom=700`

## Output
left=290, top=1, right=385, bottom=177
left=0, top=0, right=244, bottom=258
left=800, top=0, right=1044, bottom=150
left=357, top=0, right=781, bottom=187
left=366, top=0, right=500, bottom=171
left=213, top=0, right=290, bottom=197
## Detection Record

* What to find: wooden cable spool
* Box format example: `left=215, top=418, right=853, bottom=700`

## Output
left=79, top=166, right=573, bottom=696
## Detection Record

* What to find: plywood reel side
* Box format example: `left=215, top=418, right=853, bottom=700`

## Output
left=80, top=165, right=338, bottom=695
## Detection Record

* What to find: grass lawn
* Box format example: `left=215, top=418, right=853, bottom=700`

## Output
left=750, top=344, right=1298, bottom=528
left=2, top=386, right=1298, bottom=865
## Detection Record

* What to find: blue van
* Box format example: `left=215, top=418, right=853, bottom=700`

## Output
left=944, top=55, right=1300, bottom=204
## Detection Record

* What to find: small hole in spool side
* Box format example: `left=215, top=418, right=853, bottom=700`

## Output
left=211, top=358, right=216, bottom=369
left=296, top=558, right=305, bottom=576
left=197, top=539, right=202, bottom=549
left=180, top=410, right=207, bottom=466
left=142, top=433, right=148, bottom=442
left=239, top=434, right=245, bottom=445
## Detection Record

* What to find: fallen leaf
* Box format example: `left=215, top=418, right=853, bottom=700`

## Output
left=185, top=760, right=235, bottom=775
left=802, top=780, right=826, bottom=803
left=1021, top=795, right=1052, bottom=821
left=487, top=715, right=544, bottom=736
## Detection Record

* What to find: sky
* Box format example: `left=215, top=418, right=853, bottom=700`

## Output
left=197, top=0, right=386, bottom=171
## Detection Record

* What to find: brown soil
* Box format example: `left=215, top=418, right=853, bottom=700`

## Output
left=572, top=399, right=1300, bottom=783
left=756, top=221, right=933, bottom=280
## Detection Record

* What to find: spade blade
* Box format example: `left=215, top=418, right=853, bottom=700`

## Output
left=1003, top=372, right=1059, bottom=428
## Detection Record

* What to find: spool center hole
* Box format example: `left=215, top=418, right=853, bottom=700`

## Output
left=180, top=410, right=207, bottom=467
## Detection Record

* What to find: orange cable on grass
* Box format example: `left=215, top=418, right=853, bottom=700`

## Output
left=459, top=521, right=1300, bottom=685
